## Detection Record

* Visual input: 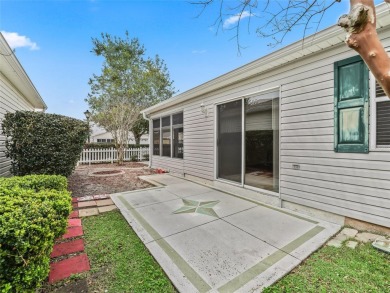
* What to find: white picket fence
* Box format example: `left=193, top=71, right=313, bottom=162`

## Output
left=78, top=147, right=149, bottom=165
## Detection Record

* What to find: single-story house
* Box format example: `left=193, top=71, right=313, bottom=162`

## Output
left=0, top=32, right=47, bottom=177
left=90, top=124, right=149, bottom=144
left=142, top=3, right=390, bottom=229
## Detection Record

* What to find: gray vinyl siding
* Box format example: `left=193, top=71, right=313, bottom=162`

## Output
left=279, top=31, right=390, bottom=228
left=0, top=73, right=35, bottom=177
left=149, top=27, right=390, bottom=227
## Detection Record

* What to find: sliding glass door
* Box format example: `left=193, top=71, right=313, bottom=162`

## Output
left=217, top=93, right=280, bottom=193
left=217, top=100, right=242, bottom=183
left=245, top=96, right=279, bottom=192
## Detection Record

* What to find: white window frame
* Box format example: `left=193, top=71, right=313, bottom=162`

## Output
left=150, top=111, right=184, bottom=159
left=369, top=73, right=390, bottom=151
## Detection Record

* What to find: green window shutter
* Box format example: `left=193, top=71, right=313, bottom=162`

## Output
left=334, top=56, right=369, bottom=153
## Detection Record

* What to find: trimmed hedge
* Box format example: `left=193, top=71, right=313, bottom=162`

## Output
left=0, top=175, right=71, bottom=292
left=0, top=174, right=67, bottom=192
left=84, top=142, right=149, bottom=149
left=1, top=111, right=88, bottom=177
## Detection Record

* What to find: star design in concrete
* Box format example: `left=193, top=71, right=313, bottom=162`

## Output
left=173, top=199, right=220, bottom=218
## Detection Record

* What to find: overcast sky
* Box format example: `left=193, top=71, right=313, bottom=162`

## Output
left=1, top=0, right=361, bottom=120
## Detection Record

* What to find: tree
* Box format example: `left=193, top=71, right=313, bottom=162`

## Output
left=131, top=114, right=149, bottom=145
left=193, top=0, right=390, bottom=97
left=87, top=32, right=175, bottom=164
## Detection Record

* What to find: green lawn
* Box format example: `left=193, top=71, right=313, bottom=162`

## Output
left=264, top=241, right=390, bottom=293
left=83, top=211, right=175, bottom=293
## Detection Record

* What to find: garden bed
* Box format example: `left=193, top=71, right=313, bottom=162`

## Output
left=68, top=162, right=156, bottom=197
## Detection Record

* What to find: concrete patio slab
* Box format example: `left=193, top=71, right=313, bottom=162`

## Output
left=162, top=219, right=284, bottom=289
left=119, top=196, right=217, bottom=241
left=165, top=182, right=213, bottom=198
left=111, top=174, right=340, bottom=292
left=183, top=189, right=258, bottom=218
left=223, top=205, right=317, bottom=249
left=145, top=174, right=185, bottom=185
left=121, top=188, right=180, bottom=209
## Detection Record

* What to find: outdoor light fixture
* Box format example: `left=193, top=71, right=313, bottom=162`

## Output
left=200, top=102, right=208, bottom=117
left=84, top=110, right=91, bottom=143
left=84, top=109, right=91, bottom=119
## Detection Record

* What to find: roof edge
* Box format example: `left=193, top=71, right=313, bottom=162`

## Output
left=142, top=2, right=390, bottom=115
left=0, top=32, right=47, bottom=110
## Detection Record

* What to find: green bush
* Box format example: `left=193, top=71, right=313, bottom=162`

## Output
left=1, top=111, right=88, bottom=177
left=0, top=174, right=67, bottom=192
left=0, top=175, right=71, bottom=292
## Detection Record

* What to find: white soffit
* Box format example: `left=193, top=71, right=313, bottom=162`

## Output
left=0, top=32, right=47, bottom=110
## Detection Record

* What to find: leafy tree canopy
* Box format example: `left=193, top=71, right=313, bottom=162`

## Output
left=86, top=32, right=175, bottom=163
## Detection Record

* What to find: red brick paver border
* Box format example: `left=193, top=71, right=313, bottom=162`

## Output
left=62, top=226, right=83, bottom=239
left=51, top=239, right=85, bottom=258
left=68, top=218, right=82, bottom=227
left=49, top=254, right=90, bottom=283
left=69, top=210, right=79, bottom=218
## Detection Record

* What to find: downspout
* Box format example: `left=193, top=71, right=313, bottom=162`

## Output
left=142, top=111, right=152, bottom=168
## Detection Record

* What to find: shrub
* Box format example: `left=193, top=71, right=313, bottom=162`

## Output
left=0, top=175, right=71, bottom=292
left=142, top=154, right=149, bottom=161
left=1, top=111, right=88, bottom=177
left=0, top=174, right=67, bottom=192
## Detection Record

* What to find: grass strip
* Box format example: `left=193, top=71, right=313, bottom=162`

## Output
left=264, top=242, right=390, bottom=292
left=83, top=211, right=175, bottom=293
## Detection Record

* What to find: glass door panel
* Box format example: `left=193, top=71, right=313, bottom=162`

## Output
left=244, top=96, right=279, bottom=192
left=217, top=100, right=242, bottom=183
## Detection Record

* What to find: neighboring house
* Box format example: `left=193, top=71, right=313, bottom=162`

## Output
left=0, top=32, right=47, bottom=177
left=90, top=124, right=149, bottom=144
left=142, top=3, right=390, bottom=229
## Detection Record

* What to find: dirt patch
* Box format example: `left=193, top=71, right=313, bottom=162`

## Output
left=68, top=163, right=156, bottom=198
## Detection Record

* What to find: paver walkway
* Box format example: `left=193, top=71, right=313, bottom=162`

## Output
left=48, top=194, right=117, bottom=284
left=49, top=217, right=90, bottom=283
left=72, top=194, right=117, bottom=217
left=327, top=227, right=390, bottom=249
left=111, top=174, right=341, bottom=293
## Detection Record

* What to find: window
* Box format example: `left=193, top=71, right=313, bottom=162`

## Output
left=373, top=79, right=390, bottom=148
left=162, top=116, right=171, bottom=156
left=334, top=56, right=369, bottom=153
left=172, top=113, right=183, bottom=158
left=152, top=112, right=183, bottom=159
left=153, top=119, right=160, bottom=155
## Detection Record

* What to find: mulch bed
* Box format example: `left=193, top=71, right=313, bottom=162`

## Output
left=68, top=162, right=156, bottom=197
